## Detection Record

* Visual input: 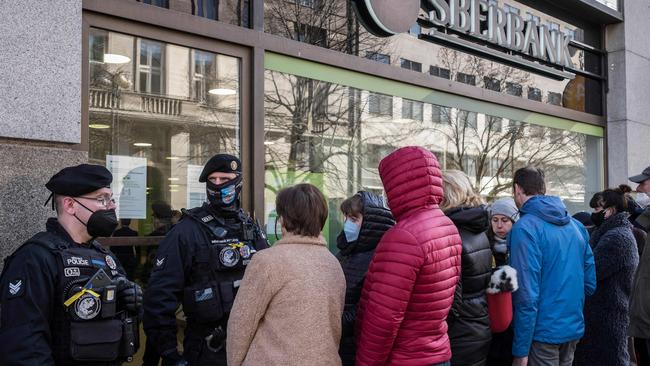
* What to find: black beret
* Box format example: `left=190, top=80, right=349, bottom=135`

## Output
left=199, top=154, right=241, bottom=182
left=46, top=164, right=113, bottom=197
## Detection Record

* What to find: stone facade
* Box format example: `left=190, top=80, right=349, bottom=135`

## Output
left=606, top=1, right=650, bottom=186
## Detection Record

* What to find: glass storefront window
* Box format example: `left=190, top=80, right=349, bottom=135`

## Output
left=263, top=0, right=604, bottom=115
left=264, top=70, right=603, bottom=249
left=192, top=0, right=250, bottom=27
left=88, top=28, right=241, bottom=239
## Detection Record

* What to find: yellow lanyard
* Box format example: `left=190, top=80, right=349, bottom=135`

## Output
left=64, top=288, right=101, bottom=307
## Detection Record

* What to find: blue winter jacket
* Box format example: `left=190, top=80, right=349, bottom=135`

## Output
left=508, top=195, right=596, bottom=357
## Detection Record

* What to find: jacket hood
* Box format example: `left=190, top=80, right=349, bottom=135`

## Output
left=520, top=195, right=570, bottom=226
left=445, top=206, right=489, bottom=234
left=337, top=191, right=395, bottom=256
left=378, top=146, right=444, bottom=220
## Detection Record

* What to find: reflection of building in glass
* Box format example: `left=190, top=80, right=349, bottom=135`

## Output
left=89, top=29, right=241, bottom=217
left=263, top=0, right=603, bottom=115
left=263, top=70, right=603, bottom=248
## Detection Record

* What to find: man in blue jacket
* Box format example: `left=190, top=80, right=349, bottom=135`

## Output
left=509, top=167, right=596, bottom=366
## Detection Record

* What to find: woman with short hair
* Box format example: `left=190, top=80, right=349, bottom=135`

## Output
left=441, top=170, right=492, bottom=366
left=226, top=183, right=346, bottom=366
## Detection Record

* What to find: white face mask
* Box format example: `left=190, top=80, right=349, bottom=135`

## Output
left=635, top=192, right=650, bottom=208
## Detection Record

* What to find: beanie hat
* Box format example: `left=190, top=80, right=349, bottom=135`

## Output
left=489, top=197, right=519, bottom=222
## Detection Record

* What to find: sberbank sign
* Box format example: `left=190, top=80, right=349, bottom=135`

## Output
left=352, top=0, right=576, bottom=78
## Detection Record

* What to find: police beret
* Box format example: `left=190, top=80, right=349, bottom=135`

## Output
left=46, top=164, right=113, bottom=197
left=199, top=154, right=241, bottom=182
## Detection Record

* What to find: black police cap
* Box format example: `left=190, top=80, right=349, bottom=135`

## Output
left=46, top=164, right=113, bottom=197
left=199, top=154, right=241, bottom=182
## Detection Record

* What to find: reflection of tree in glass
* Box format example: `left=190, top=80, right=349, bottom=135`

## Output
left=264, top=0, right=388, bottom=56
left=265, top=71, right=365, bottom=196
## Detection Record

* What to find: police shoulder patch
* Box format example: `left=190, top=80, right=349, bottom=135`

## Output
left=153, top=256, right=166, bottom=271
left=7, top=278, right=25, bottom=298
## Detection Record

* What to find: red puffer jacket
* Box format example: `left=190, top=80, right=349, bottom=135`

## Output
left=355, top=146, right=462, bottom=366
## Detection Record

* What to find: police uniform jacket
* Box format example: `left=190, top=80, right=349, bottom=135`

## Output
left=0, top=218, right=130, bottom=366
left=143, top=203, right=268, bottom=360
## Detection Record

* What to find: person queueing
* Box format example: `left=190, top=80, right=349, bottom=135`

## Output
left=485, top=197, right=519, bottom=366
left=440, top=170, right=493, bottom=366
left=574, top=187, right=639, bottom=366
left=335, top=191, right=395, bottom=365
left=143, top=154, right=268, bottom=365
left=0, top=164, right=142, bottom=365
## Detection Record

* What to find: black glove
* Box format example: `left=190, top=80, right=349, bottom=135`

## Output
left=161, top=349, right=187, bottom=366
left=113, top=277, right=143, bottom=314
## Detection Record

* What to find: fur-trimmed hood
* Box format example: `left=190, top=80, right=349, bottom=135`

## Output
left=487, top=265, right=518, bottom=294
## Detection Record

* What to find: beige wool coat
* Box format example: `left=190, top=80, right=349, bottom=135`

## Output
left=226, top=233, right=346, bottom=366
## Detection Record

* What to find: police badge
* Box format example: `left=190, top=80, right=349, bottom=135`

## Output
left=219, top=247, right=240, bottom=267
left=74, top=293, right=101, bottom=320
left=105, top=255, right=117, bottom=270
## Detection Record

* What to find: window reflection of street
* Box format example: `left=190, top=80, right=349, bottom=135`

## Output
left=264, top=70, right=603, bottom=249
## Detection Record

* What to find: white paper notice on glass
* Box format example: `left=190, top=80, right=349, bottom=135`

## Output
left=106, top=155, right=147, bottom=219
left=187, top=164, right=207, bottom=209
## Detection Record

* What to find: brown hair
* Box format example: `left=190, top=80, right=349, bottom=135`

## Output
left=597, top=185, right=630, bottom=213
left=440, top=170, right=485, bottom=210
left=340, top=194, right=363, bottom=217
left=513, top=166, right=546, bottom=196
left=276, top=183, right=328, bottom=237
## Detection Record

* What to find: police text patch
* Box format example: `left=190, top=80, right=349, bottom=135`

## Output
left=64, top=255, right=90, bottom=267
left=64, top=267, right=81, bottom=277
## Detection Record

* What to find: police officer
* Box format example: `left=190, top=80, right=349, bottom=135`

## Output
left=0, top=164, right=143, bottom=365
left=143, top=154, right=268, bottom=365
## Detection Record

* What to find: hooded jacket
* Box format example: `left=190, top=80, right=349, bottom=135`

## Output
left=508, top=195, right=596, bottom=357
left=574, top=212, right=638, bottom=366
left=446, top=206, right=493, bottom=366
left=336, top=191, right=395, bottom=366
left=355, top=146, right=462, bottom=366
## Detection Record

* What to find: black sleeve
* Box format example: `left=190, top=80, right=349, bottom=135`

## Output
left=142, top=226, right=190, bottom=357
left=253, top=220, right=270, bottom=250
left=0, top=245, right=57, bottom=366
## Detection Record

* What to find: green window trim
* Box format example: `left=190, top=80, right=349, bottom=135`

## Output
left=264, top=52, right=604, bottom=138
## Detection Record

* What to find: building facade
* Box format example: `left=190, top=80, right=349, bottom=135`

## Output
left=0, top=0, right=645, bottom=258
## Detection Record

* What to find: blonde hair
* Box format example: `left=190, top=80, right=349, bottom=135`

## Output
left=440, top=170, right=485, bottom=210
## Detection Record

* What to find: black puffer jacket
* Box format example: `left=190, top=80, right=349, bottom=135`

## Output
left=335, top=191, right=395, bottom=366
left=446, top=206, right=493, bottom=366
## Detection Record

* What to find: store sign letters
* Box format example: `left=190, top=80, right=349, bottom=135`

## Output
left=354, top=0, right=574, bottom=69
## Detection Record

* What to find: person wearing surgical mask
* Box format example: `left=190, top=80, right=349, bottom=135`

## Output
left=574, top=186, right=639, bottom=366
left=335, top=191, right=395, bottom=366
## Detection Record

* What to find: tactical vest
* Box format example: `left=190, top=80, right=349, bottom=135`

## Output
left=24, top=232, right=138, bottom=365
left=180, top=207, right=265, bottom=328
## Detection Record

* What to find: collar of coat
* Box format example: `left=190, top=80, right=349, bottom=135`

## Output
left=275, top=233, right=327, bottom=247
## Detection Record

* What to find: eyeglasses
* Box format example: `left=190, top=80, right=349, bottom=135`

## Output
left=77, top=196, right=116, bottom=208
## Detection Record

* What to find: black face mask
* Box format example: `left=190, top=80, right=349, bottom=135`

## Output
left=73, top=199, right=119, bottom=238
left=591, top=210, right=606, bottom=227
left=206, top=175, right=243, bottom=209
